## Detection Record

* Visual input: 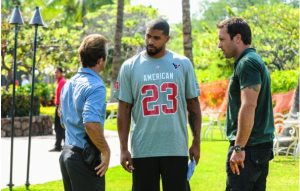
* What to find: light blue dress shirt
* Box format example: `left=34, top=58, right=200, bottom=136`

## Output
left=60, top=67, right=107, bottom=149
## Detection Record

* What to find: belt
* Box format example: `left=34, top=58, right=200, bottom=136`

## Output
left=64, top=145, right=83, bottom=153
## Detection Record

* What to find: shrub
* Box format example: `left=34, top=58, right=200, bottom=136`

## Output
left=5, top=82, right=54, bottom=106
left=270, top=69, right=299, bottom=93
left=1, top=87, right=40, bottom=117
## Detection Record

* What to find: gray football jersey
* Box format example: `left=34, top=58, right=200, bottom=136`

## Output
left=113, top=50, right=200, bottom=158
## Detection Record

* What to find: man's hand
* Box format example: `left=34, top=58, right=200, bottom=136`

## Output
left=120, top=150, right=134, bottom=173
left=229, top=150, right=245, bottom=175
left=85, top=122, right=111, bottom=177
left=189, top=140, right=200, bottom=165
left=95, top=153, right=110, bottom=177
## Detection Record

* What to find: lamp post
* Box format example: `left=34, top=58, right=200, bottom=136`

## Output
left=7, top=6, right=24, bottom=191
left=25, top=7, right=44, bottom=190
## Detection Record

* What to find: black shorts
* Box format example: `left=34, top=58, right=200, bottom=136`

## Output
left=132, top=156, right=191, bottom=191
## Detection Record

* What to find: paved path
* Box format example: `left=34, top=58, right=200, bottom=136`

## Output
left=1, top=130, right=122, bottom=189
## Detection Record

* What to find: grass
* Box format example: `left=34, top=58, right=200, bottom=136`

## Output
left=12, top=114, right=298, bottom=191
left=2, top=124, right=299, bottom=191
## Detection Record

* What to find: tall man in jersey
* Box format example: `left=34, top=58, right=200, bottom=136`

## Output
left=113, top=18, right=202, bottom=191
left=217, top=17, right=275, bottom=190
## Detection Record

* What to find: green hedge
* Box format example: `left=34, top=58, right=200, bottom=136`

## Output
left=270, top=69, right=299, bottom=93
left=1, top=94, right=40, bottom=117
left=1, top=84, right=48, bottom=117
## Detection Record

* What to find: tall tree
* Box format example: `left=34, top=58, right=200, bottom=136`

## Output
left=109, top=0, right=124, bottom=102
left=182, top=0, right=194, bottom=65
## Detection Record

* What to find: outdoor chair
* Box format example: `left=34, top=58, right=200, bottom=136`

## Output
left=201, top=111, right=226, bottom=140
left=273, top=113, right=299, bottom=159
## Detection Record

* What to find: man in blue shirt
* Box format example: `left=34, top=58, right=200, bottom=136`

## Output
left=59, top=34, right=110, bottom=191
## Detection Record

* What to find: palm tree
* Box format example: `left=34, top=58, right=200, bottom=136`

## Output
left=182, top=0, right=194, bottom=66
left=109, top=0, right=124, bottom=102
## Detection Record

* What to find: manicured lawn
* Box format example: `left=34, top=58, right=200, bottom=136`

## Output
left=11, top=114, right=297, bottom=190
left=104, top=118, right=118, bottom=131
left=2, top=126, right=298, bottom=191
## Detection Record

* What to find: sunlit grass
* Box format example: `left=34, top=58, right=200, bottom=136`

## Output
left=2, top=127, right=298, bottom=191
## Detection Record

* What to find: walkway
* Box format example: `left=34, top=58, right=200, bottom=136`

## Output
left=1, top=130, right=122, bottom=189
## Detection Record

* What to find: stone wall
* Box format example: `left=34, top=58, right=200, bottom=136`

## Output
left=1, top=115, right=53, bottom=137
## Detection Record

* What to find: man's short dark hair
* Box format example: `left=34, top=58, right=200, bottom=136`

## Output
left=78, top=34, right=108, bottom=68
left=146, top=18, right=169, bottom=36
left=216, top=17, right=252, bottom=45
left=56, top=67, right=63, bottom=73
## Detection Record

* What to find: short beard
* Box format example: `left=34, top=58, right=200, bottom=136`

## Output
left=146, top=45, right=164, bottom=56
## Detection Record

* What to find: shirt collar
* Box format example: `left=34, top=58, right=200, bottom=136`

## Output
left=78, top=67, right=101, bottom=81
left=57, top=76, right=64, bottom=83
left=234, top=48, right=256, bottom=68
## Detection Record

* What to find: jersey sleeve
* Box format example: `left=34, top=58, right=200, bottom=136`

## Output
left=82, top=86, right=107, bottom=127
left=185, top=59, right=201, bottom=99
left=113, top=63, right=133, bottom=104
left=237, top=57, right=262, bottom=90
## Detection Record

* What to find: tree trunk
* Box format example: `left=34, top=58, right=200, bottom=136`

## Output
left=5, top=70, right=12, bottom=91
left=109, top=0, right=124, bottom=103
left=81, top=0, right=86, bottom=28
left=182, top=0, right=194, bottom=66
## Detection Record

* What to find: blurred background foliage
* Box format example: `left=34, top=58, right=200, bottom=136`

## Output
left=1, top=0, right=299, bottom=98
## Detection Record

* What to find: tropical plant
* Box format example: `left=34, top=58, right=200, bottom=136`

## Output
left=1, top=6, right=83, bottom=86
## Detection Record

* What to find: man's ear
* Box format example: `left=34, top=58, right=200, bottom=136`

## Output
left=165, top=35, right=170, bottom=43
left=235, top=34, right=242, bottom=44
left=97, top=58, right=103, bottom=65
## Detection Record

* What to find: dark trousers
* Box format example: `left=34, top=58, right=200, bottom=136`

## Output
left=132, top=156, right=191, bottom=191
left=226, top=141, right=274, bottom=191
left=55, top=105, right=65, bottom=149
left=59, top=145, right=105, bottom=191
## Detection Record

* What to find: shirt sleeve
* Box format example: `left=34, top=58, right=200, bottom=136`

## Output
left=82, top=86, right=107, bottom=127
left=185, top=59, right=201, bottom=99
left=237, top=57, right=262, bottom=90
left=113, top=63, right=133, bottom=104
left=60, top=86, right=65, bottom=126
